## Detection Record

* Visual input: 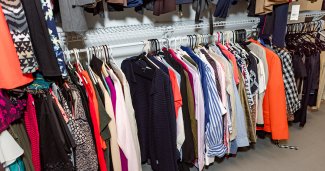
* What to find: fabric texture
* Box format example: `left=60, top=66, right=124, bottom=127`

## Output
left=272, top=3, right=289, bottom=48
left=0, top=4, right=33, bottom=89
left=273, top=48, right=300, bottom=116
left=24, top=94, right=41, bottom=171
left=251, top=40, right=289, bottom=140
left=34, top=92, right=75, bottom=171
left=21, top=0, right=61, bottom=76
left=247, top=43, right=268, bottom=126
left=40, top=0, right=67, bottom=77
left=0, top=130, right=24, bottom=168
left=80, top=71, right=108, bottom=171
left=122, top=57, right=178, bottom=171
left=315, top=51, right=325, bottom=109
left=100, top=75, right=122, bottom=171
left=0, top=0, right=38, bottom=74
left=153, top=0, right=176, bottom=15
left=169, top=48, right=206, bottom=170
left=294, top=53, right=320, bottom=127
left=8, top=157, right=25, bottom=171
left=58, top=0, right=88, bottom=32
left=164, top=50, right=197, bottom=163
left=181, top=46, right=227, bottom=158
left=107, top=68, right=142, bottom=171
left=8, top=120, right=34, bottom=171
left=0, top=90, right=26, bottom=133
left=58, top=83, right=99, bottom=171
left=209, top=46, right=237, bottom=142
left=218, top=43, right=240, bottom=84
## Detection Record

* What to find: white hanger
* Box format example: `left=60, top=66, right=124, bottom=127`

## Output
left=142, top=40, right=150, bottom=54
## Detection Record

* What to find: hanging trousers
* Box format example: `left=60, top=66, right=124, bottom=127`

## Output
left=294, top=53, right=320, bottom=127
left=313, top=51, right=325, bottom=109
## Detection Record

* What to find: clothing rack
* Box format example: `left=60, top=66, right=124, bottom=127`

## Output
left=60, top=11, right=325, bottom=43
left=287, top=20, right=325, bottom=33
left=61, top=19, right=260, bottom=60
left=63, top=29, right=256, bottom=62
left=61, top=11, right=325, bottom=61
left=60, top=18, right=260, bottom=44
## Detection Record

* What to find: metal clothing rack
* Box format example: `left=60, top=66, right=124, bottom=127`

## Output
left=63, top=30, right=254, bottom=62
left=60, top=18, right=260, bottom=59
left=59, top=18, right=260, bottom=44
left=60, top=10, right=325, bottom=61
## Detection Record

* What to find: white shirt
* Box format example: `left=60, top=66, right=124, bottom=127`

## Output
left=108, top=69, right=142, bottom=171
left=0, top=130, right=24, bottom=168
left=108, top=60, right=142, bottom=162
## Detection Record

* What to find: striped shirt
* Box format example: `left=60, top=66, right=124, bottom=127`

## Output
left=181, top=46, right=227, bottom=158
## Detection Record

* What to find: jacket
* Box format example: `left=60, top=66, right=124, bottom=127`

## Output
left=250, top=39, right=289, bottom=140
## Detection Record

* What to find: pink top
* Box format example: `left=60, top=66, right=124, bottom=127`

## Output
left=24, top=94, right=41, bottom=171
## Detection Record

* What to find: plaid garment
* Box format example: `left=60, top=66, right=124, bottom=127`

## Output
left=274, top=48, right=301, bottom=114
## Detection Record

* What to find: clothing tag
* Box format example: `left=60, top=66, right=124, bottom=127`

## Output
left=290, top=5, right=300, bottom=21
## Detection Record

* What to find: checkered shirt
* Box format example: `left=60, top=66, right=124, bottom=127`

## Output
left=274, top=48, right=301, bottom=114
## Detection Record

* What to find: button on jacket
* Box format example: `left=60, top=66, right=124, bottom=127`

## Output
left=121, top=57, right=178, bottom=171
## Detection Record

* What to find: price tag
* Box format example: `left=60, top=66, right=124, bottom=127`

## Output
left=290, top=5, right=300, bottom=21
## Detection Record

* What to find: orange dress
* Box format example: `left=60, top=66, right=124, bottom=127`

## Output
left=0, top=4, right=33, bottom=89
left=250, top=39, right=289, bottom=140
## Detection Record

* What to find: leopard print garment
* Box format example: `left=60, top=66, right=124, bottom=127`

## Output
left=57, top=84, right=98, bottom=171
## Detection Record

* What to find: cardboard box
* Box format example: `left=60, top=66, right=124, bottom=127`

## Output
left=297, top=0, right=322, bottom=11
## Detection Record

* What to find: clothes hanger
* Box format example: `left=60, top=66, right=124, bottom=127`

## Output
left=64, top=50, right=74, bottom=70
left=187, top=35, right=192, bottom=49
left=193, top=34, right=199, bottom=49
left=73, top=48, right=85, bottom=72
left=135, top=39, right=160, bottom=69
left=86, top=47, right=99, bottom=84
left=106, top=44, right=115, bottom=66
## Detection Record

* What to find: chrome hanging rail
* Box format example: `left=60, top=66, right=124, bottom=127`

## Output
left=59, top=18, right=260, bottom=43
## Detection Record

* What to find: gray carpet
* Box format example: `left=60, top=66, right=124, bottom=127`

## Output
left=142, top=105, right=325, bottom=171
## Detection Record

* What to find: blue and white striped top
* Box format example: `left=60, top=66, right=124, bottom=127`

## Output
left=181, top=46, right=227, bottom=158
